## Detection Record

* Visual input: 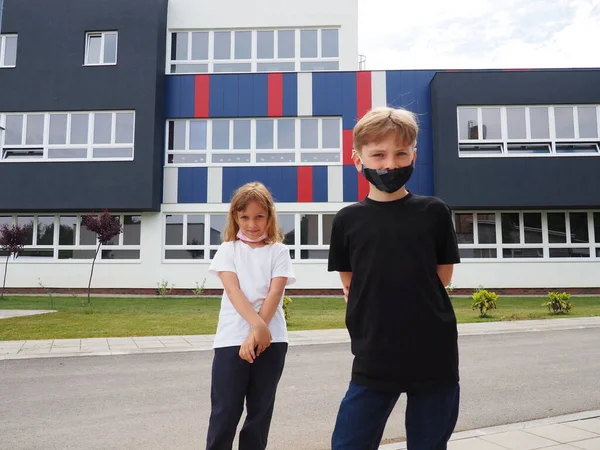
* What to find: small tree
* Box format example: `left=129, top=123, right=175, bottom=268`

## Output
left=82, top=210, right=123, bottom=305
left=0, top=225, right=27, bottom=299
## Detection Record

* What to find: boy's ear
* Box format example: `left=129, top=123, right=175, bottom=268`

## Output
left=351, top=149, right=363, bottom=172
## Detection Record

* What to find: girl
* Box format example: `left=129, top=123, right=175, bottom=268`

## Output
left=206, top=182, right=296, bottom=450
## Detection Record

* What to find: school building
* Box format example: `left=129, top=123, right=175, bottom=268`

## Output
left=0, top=0, right=599, bottom=295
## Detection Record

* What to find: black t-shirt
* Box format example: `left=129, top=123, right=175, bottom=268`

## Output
left=328, top=192, right=461, bottom=393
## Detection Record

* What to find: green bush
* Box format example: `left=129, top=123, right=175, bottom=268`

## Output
left=544, top=291, right=572, bottom=315
left=283, top=296, right=292, bottom=323
left=471, top=289, right=499, bottom=317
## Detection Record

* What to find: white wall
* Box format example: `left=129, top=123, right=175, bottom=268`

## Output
left=166, top=0, right=359, bottom=71
left=3, top=210, right=599, bottom=291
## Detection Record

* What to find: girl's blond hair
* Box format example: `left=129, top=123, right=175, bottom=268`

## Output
left=223, top=182, right=284, bottom=244
left=353, top=106, right=419, bottom=152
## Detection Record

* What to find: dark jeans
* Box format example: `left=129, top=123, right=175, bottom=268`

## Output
left=332, top=382, right=460, bottom=450
left=206, top=343, right=287, bottom=450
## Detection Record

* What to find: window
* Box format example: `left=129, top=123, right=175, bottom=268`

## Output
left=85, top=31, right=118, bottom=65
left=0, top=214, right=141, bottom=261
left=168, top=27, right=340, bottom=74
left=454, top=211, right=599, bottom=260
left=0, top=111, right=135, bottom=162
left=457, top=105, right=600, bottom=157
left=166, top=117, right=341, bottom=166
left=0, top=34, right=18, bottom=68
left=163, top=212, right=335, bottom=261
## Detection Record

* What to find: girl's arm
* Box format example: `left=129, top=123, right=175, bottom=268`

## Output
left=258, top=276, right=289, bottom=324
left=218, top=271, right=268, bottom=329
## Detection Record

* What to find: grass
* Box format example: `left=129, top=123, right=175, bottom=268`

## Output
left=0, top=295, right=599, bottom=341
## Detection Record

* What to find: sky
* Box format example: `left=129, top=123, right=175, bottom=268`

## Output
left=358, top=0, right=600, bottom=70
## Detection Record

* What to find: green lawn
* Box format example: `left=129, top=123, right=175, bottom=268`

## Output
left=0, top=295, right=599, bottom=341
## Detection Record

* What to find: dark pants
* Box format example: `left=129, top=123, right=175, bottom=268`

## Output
left=332, top=382, right=460, bottom=450
left=206, top=343, right=287, bottom=450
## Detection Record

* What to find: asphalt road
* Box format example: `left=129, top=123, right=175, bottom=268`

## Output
left=1, top=328, right=599, bottom=450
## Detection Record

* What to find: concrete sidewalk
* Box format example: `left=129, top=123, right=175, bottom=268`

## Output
left=2, top=316, right=600, bottom=360
left=380, top=410, right=600, bottom=450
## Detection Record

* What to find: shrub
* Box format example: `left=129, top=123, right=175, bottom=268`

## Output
left=283, top=296, right=292, bottom=323
left=544, top=291, right=572, bottom=315
left=471, top=288, right=499, bottom=317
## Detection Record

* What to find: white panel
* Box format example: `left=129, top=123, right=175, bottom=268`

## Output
left=297, top=72, right=313, bottom=116
left=163, top=167, right=178, bottom=204
left=167, top=0, right=358, bottom=71
left=371, top=71, right=387, bottom=108
left=327, top=166, right=343, bottom=202
left=207, top=167, right=223, bottom=204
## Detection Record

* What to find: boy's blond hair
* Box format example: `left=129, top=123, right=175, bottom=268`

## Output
left=353, top=106, right=419, bottom=152
left=223, top=182, right=285, bottom=245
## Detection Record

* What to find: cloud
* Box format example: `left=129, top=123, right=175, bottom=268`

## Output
left=359, top=0, right=600, bottom=69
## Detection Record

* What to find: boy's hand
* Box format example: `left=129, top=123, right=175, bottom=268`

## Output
left=252, top=324, right=272, bottom=356
left=343, top=285, right=349, bottom=303
left=239, top=332, right=257, bottom=363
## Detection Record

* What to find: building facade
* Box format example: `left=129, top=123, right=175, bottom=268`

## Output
left=1, top=0, right=598, bottom=294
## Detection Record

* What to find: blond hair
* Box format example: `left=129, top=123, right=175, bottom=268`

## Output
left=223, top=182, right=284, bottom=244
left=353, top=106, right=419, bottom=152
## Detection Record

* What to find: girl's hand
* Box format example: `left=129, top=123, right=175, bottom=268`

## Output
left=252, top=324, right=272, bottom=354
left=239, top=333, right=257, bottom=363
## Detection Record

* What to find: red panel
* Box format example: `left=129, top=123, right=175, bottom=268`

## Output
left=358, top=172, right=370, bottom=199
left=297, top=166, right=313, bottom=202
left=343, top=129, right=354, bottom=165
left=268, top=73, right=283, bottom=117
left=356, top=71, right=372, bottom=121
left=194, top=75, right=210, bottom=117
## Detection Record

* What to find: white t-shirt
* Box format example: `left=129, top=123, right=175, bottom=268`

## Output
left=208, top=240, right=296, bottom=349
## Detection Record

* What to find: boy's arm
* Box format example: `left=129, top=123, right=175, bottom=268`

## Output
left=436, top=265, right=454, bottom=287
left=435, top=202, right=461, bottom=287
left=339, top=272, right=352, bottom=303
left=327, top=212, right=352, bottom=301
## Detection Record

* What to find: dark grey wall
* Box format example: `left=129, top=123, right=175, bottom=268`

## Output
left=0, top=0, right=168, bottom=212
left=431, top=70, right=600, bottom=209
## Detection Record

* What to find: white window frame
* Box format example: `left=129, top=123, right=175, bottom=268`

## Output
left=165, top=117, right=342, bottom=167
left=84, top=31, right=118, bottom=66
left=453, top=210, right=599, bottom=261
left=0, top=34, right=18, bottom=68
left=162, top=209, right=339, bottom=262
left=167, top=27, right=340, bottom=74
left=457, top=105, right=600, bottom=158
left=0, top=111, right=135, bottom=163
left=0, top=214, right=142, bottom=262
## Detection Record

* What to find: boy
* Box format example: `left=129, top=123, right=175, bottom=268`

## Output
left=328, top=106, right=461, bottom=450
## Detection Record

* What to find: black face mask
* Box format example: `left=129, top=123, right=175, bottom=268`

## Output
left=360, top=161, right=415, bottom=194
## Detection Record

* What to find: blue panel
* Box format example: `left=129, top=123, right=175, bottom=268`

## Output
left=165, top=76, right=195, bottom=118
left=405, top=165, right=420, bottom=196
left=238, top=74, right=255, bottom=117
left=419, top=163, right=434, bottom=196
left=341, top=72, right=358, bottom=129
left=282, top=73, right=298, bottom=116
left=209, top=75, right=225, bottom=117
left=179, top=76, right=195, bottom=118
left=178, top=168, right=207, bottom=203
left=312, top=72, right=344, bottom=117
left=222, top=75, right=239, bottom=117
left=253, top=74, right=269, bottom=117
left=312, top=166, right=328, bottom=202
left=266, top=167, right=297, bottom=202
left=165, top=77, right=178, bottom=118
left=343, top=165, right=358, bottom=202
